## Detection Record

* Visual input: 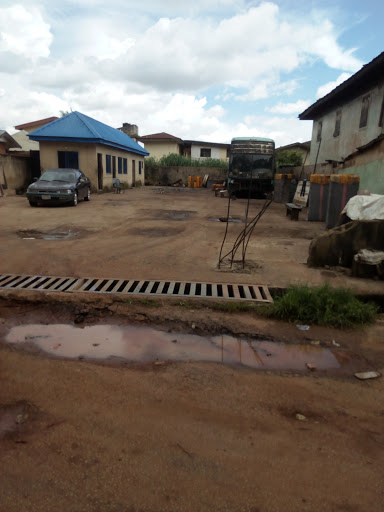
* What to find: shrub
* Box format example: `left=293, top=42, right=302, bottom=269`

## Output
left=276, top=150, right=303, bottom=168
left=145, top=153, right=228, bottom=169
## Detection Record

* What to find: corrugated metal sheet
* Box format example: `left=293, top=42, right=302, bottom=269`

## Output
left=28, top=111, right=149, bottom=156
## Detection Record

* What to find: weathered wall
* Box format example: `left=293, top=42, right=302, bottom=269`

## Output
left=39, top=141, right=96, bottom=182
left=95, top=144, right=145, bottom=190
left=279, top=137, right=384, bottom=194
left=309, top=82, right=384, bottom=165
left=142, top=141, right=180, bottom=159
left=190, top=145, right=228, bottom=162
left=145, top=165, right=227, bottom=186
left=39, top=141, right=145, bottom=191
left=342, top=161, right=384, bottom=194
left=341, top=137, right=384, bottom=194
left=0, top=154, right=31, bottom=193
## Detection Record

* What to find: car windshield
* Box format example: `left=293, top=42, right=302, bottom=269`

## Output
left=39, top=170, right=77, bottom=183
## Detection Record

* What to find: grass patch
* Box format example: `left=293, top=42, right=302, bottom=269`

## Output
left=210, top=301, right=257, bottom=313
left=261, top=284, right=378, bottom=328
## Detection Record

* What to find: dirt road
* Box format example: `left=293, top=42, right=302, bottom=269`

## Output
left=1, top=188, right=383, bottom=512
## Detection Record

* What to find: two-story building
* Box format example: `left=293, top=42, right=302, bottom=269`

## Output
left=299, top=52, right=384, bottom=193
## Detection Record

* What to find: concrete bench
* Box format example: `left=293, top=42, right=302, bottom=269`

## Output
left=285, top=202, right=302, bottom=221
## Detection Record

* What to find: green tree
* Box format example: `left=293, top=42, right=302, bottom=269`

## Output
left=275, top=150, right=303, bottom=168
left=60, top=108, right=73, bottom=117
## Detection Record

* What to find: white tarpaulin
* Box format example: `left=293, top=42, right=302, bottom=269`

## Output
left=341, top=194, right=384, bottom=220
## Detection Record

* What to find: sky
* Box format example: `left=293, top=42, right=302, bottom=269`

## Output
left=0, top=0, right=383, bottom=147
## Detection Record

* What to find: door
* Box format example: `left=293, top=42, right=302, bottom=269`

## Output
left=97, top=153, right=103, bottom=190
left=76, top=171, right=87, bottom=199
left=30, top=150, right=41, bottom=179
left=132, top=160, right=136, bottom=187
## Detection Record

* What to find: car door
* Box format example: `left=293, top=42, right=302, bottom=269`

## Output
left=76, top=171, right=86, bottom=199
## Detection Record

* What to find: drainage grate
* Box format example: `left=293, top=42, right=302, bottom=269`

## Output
left=0, top=274, right=273, bottom=303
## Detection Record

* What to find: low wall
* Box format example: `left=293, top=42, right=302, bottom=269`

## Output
left=1, top=154, right=31, bottom=194
left=278, top=138, right=384, bottom=194
left=145, top=165, right=227, bottom=186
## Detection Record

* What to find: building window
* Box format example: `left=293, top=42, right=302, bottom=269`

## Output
left=112, top=156, right=116, bottom=178
left=359, top=94, right=370, bottom=128
left=379, top=95, right=384, bottom=127
left=200, top=148, right=211, bottom=158
left=58, top=151, right=78, bottom=169
left=106, top=155, right=111, bottom=174
left=123, top=158, right=127, bottom=174
left=139, top=161, right=142, bottom=175
left=333, top=110, right=342, bottom=137
left=316, top=121, right=322, bottom=142
left=226, top=148, right=230, bottom=158
left=118, top=157, right=122, bottom=174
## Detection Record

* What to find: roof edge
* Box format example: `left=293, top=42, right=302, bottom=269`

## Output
left=29, top=136, right=149, bottom=156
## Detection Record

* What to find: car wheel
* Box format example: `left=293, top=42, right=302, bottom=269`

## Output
left=29, top=200, right=38, bottom=207
left=71, top=191, right=78, bottom=206
left=84, top=187, right=91, bottom=201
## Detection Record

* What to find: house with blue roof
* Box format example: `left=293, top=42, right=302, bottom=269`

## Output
left=28, top=111, right=149, bottom=191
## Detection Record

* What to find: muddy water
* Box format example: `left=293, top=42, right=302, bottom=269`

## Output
left=17, top=230, right=78, bottom=240
left=5, top=324, right=341, bottom=370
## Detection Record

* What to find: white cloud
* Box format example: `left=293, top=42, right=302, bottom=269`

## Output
left=0, top=5, right=52, bottom=60
left=266, top=99, right=311, bottom=115
left=0, top=1, right=365, bottom=146
left=316, top=72, right=352, bottom=99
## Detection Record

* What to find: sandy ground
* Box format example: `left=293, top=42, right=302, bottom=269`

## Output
left=1, top=188, right=384, bottom=512
left=0, top=186, right=382, bottom=293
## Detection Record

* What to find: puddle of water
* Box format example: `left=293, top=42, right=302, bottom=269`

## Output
left=17, top=230, right=77, bottom=240
left=5, top=324, right=341, bottom=370
left=130, top=227, right=184, bottom=237
left=208, top=217, right=242, bottom=223
left=140, top=209, right=196, bottom=221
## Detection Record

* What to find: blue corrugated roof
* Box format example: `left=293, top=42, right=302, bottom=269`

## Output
left=28, top=111, right=149, bottom=156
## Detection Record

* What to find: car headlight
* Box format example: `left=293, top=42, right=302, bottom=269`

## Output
left=64, top=189, right=73, bottom=194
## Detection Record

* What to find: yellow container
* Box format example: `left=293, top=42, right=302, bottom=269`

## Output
left=310, top=174, right=330, bottom=184
left=331, top=174, right=360, bottom=184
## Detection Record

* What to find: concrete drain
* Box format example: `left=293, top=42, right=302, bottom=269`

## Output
left=0, top=274, right=273, bottom=303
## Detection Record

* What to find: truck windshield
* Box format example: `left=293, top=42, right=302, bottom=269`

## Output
left=230, top=154, right=273, bottom=177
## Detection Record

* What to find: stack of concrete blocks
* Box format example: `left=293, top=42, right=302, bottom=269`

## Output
left=273, top=174, right=293, bottom=203
left=308, top=175, right=330, bottom=221
left=325, top=174, right=360, bottom=229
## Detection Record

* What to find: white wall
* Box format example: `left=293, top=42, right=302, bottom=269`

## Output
left=191, top=145, right=222, bottom=160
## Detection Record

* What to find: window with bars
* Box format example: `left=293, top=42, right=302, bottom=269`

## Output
left=200, top=148, right=211, bottom=157
left=123, top=158, right=127, bottom=174
left=118, top=157, right=122, bottom=174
